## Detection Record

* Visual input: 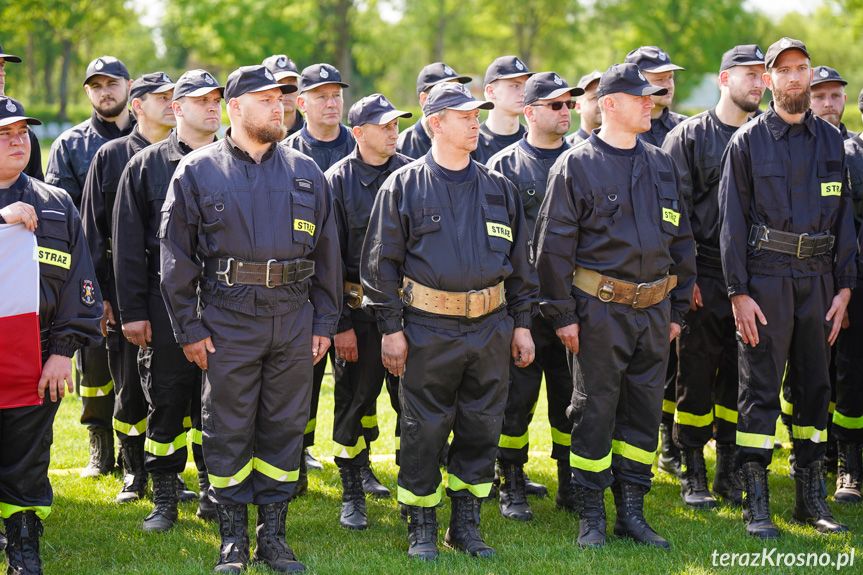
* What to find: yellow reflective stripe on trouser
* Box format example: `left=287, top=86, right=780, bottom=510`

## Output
left=499, top=431, right=529, bottom=450
left=209, top=460, right=254, bottom=488
left=571, top=450, right=612, bottom=473
left=183, top=416, right=192, bottom=429
left=828, top=401, right=835, bottom=415
left=0, top=503, right=51, bottom=520
left=253, top=457, right=299, bottom=483
left=398, top=483, right=443, bottom=507
left=361, top=415, right=377, bottom=429
left=189, top=428, right=203, bottom=445
left=779, top=389, right=793, bottom=416
left=714, top=404, right=738, bottom=424
left=551, top=427, right=570, bottom=447
left=737, top=430, right=775, bottom=449
left=662, top=399, right=676, bottom=415
left=448, top=474, right=493, bottom=499
left=833, top=410, right=863, bottom=430
left=334, top=436, right=367, bottom=460
left=113, top=417, right=146, bottom=436
left=79, top=380, right=114, bottom=397
left=792, top=425, right=827, bottom=443
left=304, top=418, right=316, bottom=434
left=145, top=432, right=187, bottom=457
left=674, top=409, right=714, bottom=428
left=611, top=440, right=656, bottom=466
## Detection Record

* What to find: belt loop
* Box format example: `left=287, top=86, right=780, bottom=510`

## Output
left=216, top=257, right=235, bottom=287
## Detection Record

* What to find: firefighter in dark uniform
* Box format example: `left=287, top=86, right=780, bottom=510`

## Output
left=625, top=45, right=687, bottom=475
left=362, top=82, right=537, bottom=560
left=474, top=56, right=531, bottom=164
left=80, top=72, right=184, bottom=505
left=113, top=70, right=224, bottom=530
left=834, top=88, right=863, bottom=503
left=719, top=38, right=856, bottom=539
left=0, top=43, right=43, bottom=180
left=487, top=72, right=583, bottom=521
left=396, top=62, right=472, bottom=160
left=282, top=63, right=355, bottom=482
left=326, top=94, right=413, bottom=529
left=0, top=97, right=103, bottom=574
left=535, top=64, right=696, bottom=549
left=262, top=55, right=304, bottom=138
left=160, top=65, right=341, bottom=573
left=566, top=70, right=602, bottom=146
left=46, top=55, right=135, bottom=477
left=661, top=44, right=766, bottom=509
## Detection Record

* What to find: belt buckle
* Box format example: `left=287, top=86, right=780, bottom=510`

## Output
left=265, top=259, right=278, bottom=288
left=347, top=284, right=362, bottom=309
left=216, top=257, right=235, bottom=287
left=465, top=290, right=486, bottom=318
left=796, top=233, right=810, bottom=259
left=598, top=281, right=615, bottom=303
left=632, top=282, right=651, bottom=309
left=400, top=283, right=414, bottom=306
left=756, top=226, right=770, bottom=250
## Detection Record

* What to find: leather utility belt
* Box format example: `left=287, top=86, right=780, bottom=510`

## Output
left=345, top=281, right=363, bottom=309
left=400, top=276, right=505, bottom=319
left=696, top=244, right=723, bottom=268
left=572, top=266, right=677, bottom=309
left=204, top=257, right=315, bottom=287
left=747, top=225, right=834, bottom=259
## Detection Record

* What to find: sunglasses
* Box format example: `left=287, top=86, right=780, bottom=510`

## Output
left=530, top=101, right=576, bottom=110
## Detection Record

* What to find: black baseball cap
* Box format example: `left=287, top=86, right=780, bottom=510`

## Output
left=625, top=46, right=684, bottom=73
left=416, top=62, right=472, bottom=98
left=262, top=55, right=301, bottom=81
left=523, top=72, right=583, bottom=106
left=129, top=72, right=175, bottom=101
left=299, top=64, right=349, bottom=93
left=577, top=70, right=603, bottom=92
left=422, top=82, right=493, bottom=116
left=484, top=56, right=533, bottom=86
left=0, top=43, right=22, bottom=63
left=83, top=56, right=130, bottom=86
left=597, top=63, right=669, bottom=99
left=348, top=94, right=412, bottom=127
left=173, top=69, right=224, bottom=100
left=0, top=96, right=41, bottom=127
left=764, top=37, right=809, bottom=70
left=719, top=45, right=765, bottom=72
left=811, top=66, right=847, bottom=87
left=225, top=65, right=297, bottom=101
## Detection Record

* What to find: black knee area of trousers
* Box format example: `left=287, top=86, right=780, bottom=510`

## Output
left=834, top=286, right=863, bottom=443
left=0, top=400, right=61, bottom=511
left=77, top=345, right=114, bottom=429
left=111, top=333, right=148, bottom=441
left=304, top=355, right=328, bottom=449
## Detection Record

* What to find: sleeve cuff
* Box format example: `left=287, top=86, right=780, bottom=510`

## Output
left=551, top=312, right=579, bottom=331
left=377, top=317, right=403, bottom=335
left=175, top=324, right=212, bottom=346
left=837, top=277, right=856, bottom=290
left=336, top=315, right=353, bottom=334
left=119, top=309, right=150, bottom=324
left=727, top=283, right=749, bottom=298
left=48, top=341, right=79, bottom=357
left=670, top=309, right=686, bottom=326
left=313, top=322, right=337, bottom=339
left=510, top=310, right=532, bottom=330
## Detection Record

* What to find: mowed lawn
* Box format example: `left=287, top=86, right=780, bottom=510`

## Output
left=35, top=364, right=862, bottom=574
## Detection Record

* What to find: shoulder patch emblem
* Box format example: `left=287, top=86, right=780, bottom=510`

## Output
left=81, top=279, right=96, bottom=307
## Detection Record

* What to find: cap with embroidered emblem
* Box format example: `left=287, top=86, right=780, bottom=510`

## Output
left=523, top=72, right=583, bottom=106
left=225, top=65, right=297, bottom=101
left=719, top=45, right=765, bottom=72
left=577, top=70, right=603, bottom=92
left=83, top=56, right=130, bottom=86
left=129, top=72, right=175, bottom=101
left=0, top=43, right=22, bottom=63
left=173, top=69, right=225, bottom=100
left=0, top=96, right=42, bottom=127
left=422, top=82, right=493, bottom=116
left=348, top=93, right=412, bottom=127
left=596, top=63, right=669, bottom=98
left=625, top=46, right=684, bottom=73
left=262, top=55, right=301, bottom=81
left=764, top=37, right=809, bottom=69
left=416, top=62, right=472, bottom=98
left=483, top=56, right=533, bottom=86
left=811, top=66, right=847, bottom=87
left=298, top=64, right=349, bottom=93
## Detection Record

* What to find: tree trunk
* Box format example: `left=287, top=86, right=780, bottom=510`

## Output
left=27, top=32, right=36, bottom=100
left=433, top=0, right=446, bottom=62
left=42, top=29, right=55, bottom=105
left=334, top=0, right=352, bottom=106
left=58, top=39, right=73, bottom=122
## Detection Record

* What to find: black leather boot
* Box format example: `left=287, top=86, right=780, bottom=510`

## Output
left=657, top=423, right=680, bottom=477
left=712, top=442, right=743, bottom=506
left=444, top=496, right=494, bottom=557
left=116, top=438, right=147, bottom=504
left=523, top=470, right=548, bottom=497
left=739, top=461, right=779, bottom=539
left=295, top=452, right=308, bottom=498
left=339, top=465, right=368, bottom=530
left=499, top=462, right=533, bottom=521
left=835, top=442, right=862, bottom=504
left=792, top=460, right=848, bottom=534
left=80, top=427, right=115, bottom=478
left=576, top=486, right=606, bottom=548
left=177, top=474, right=197, bottom=503
left=611, top=481, right=670, bottom=549
left=555, top=459, right=581, bottom=514
left=361, top=463, right=390, bottom=498
left=253, top=501, right=305, bottom=573
left=143, top=473, right=179, bottom=532
left=214, top=504, right=250, bottom=573
left=3, top=511, right=43, bottom=575
left=679, top=448, right=717, bottom=508
left=406, top=505, right=438, bottom=560
left=304, top=449, right=323, bottom=470
left=197, top=469, right=218, bottom=522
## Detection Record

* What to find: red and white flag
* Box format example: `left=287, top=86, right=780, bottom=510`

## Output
left=0, top=223, right=42, bottom=408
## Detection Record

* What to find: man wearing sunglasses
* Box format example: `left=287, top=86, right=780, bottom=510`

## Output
left=475, top=56, right=532, bottom=164
left=487, top=72, right=583, bottom=522
left=535, top=63, right=696, bottom=549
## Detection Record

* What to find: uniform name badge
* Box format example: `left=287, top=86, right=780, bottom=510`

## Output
left=821, top=182, right=842, bottom=196
left=662, top=208, right=680, bottom=227
left=487, top=222, right=513, bottom=241
left=294, top=219, right=316, bottom=236
left=38, top=246, right=71, bottom=269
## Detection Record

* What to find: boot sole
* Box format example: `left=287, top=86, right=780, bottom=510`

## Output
left=613, top=529, right=670, bottom=549
left=363, top=489, right=391, bottom=499
left=339, top=521, right=368, bottom=530
left=443, top=540, right=495, bottom=558
left=680, top=496, right=717, bottom=509
left=252, top=557, right=306, bottom=573
left=791, top=517, right=849, bottom=534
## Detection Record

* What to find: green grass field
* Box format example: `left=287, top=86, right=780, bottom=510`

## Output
left=33, top=367, right=863, bottom=574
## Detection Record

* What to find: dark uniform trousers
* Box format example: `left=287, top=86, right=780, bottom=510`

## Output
left=499, top=314, right=572, bottom=464
left=140, top=291, right=203, bottom=473
left=833, top=286, right=863, bottom=442
left=76, top=346, right=114, bottom=430
left=109, top=327, right=149, bottom=442
left=674, top=270, right=739, bottom=448
left=736, top=274, right=833, bottom=469
left=398, top=310, right=513, bottom=506
left=570, top=296, right=670, bottom=491
left=202, top=302, right=313, bottom=505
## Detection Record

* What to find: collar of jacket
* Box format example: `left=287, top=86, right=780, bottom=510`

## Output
left=90, top=109, right=136, bottom=140
left=224, top=128, right=277, bottom=163
left=345, top=147, right=401, bottom=187
left=128, top=125, right=153, bottom=151
left=423, top=150, right=477, bottom=184
left=654, top=106, right=675, bottom=129
left=764, top=101, right=818, bottom=140
left=164, top=129, right=216, bottom=162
